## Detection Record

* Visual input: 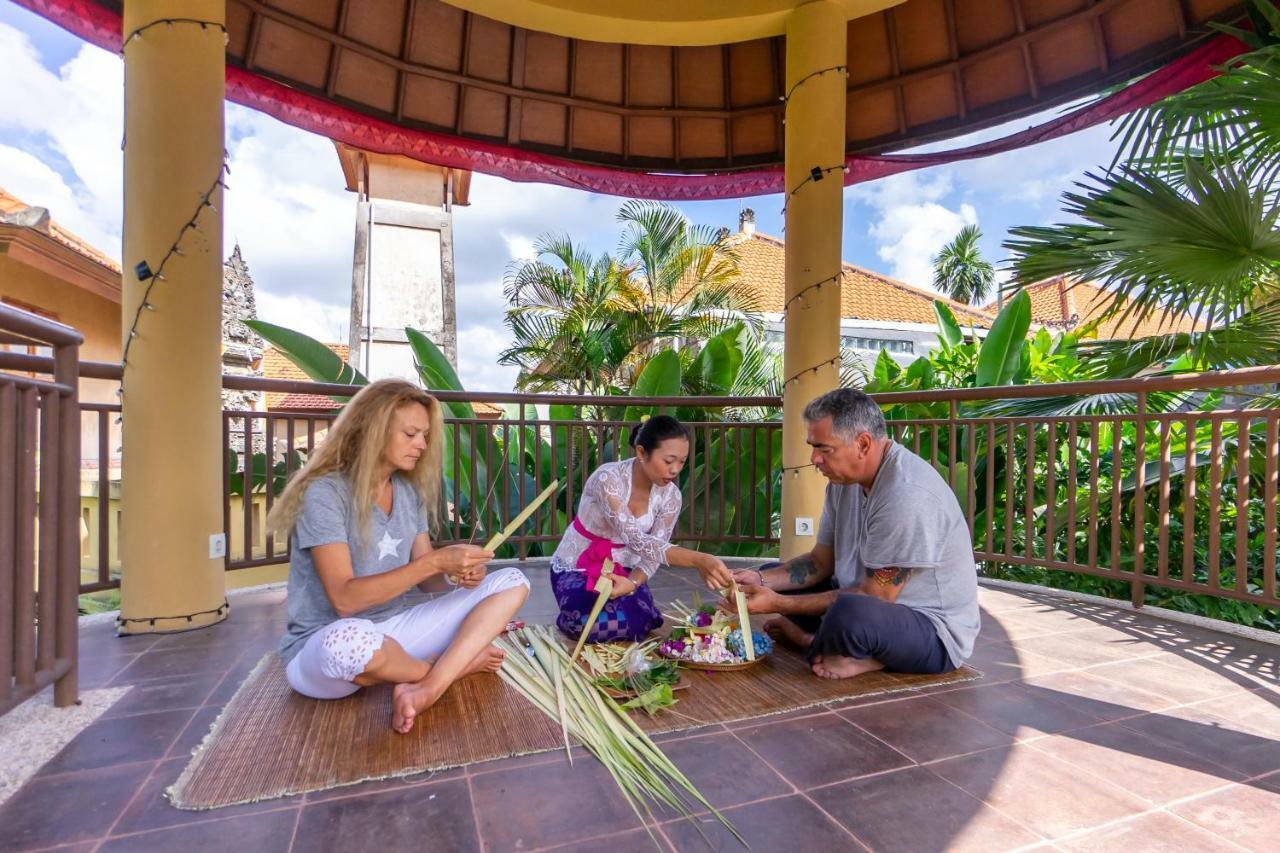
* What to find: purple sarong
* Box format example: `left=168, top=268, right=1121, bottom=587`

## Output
left=551, top=565, right=664, bottom=643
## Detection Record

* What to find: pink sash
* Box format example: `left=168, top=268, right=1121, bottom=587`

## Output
left=572, top=516, right=625, bottom=592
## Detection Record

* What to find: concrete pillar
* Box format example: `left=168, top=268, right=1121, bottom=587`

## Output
left=780, top=0, right=847, bottom=558
left=119, top=0, right=227, bottom=632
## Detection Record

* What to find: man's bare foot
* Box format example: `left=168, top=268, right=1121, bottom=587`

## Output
left=391, top=681, right=443, bottom=734
left=462, top=645, right=506, bottom=676
left=763, top=617, right=813, bottom=650
left=811, top=654, right=879, bottom=680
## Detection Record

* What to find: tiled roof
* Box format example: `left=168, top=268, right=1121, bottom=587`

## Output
left=0, top=187, right=121, bottom=275
left=986, top=277, right=1204, bottom=340
left=723, top=230, right=994, bottom=329
left=261, top=345, right=505, bottom=416
left=261, top=344, right=351, bottom=411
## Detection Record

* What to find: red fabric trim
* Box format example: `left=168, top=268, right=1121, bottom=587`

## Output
left=16, top=0, right=1248, bottom=200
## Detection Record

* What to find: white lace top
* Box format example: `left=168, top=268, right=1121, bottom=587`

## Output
left=551, top=458, right=682, bottom=578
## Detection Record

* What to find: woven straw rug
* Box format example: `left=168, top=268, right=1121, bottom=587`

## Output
left=168, top=646, right=980, bottom=809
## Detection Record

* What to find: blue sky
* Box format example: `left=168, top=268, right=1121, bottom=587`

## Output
left=0, top=1, right=1125, bottom=390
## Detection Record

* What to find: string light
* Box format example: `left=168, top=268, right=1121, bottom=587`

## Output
left=782, top=356, right=840, bottom=388
left=116, top=600, right=228, bottom=634
left=782, top=462, right=816, bottom=477
left=781, top=164, right=851, bottom=217
left=779, top=65, right=848, bottom=106
left=782, top=272, right=841, bottom=315
left=120, top=18, right=228, bottom=53
left=119, top=160, right=231, bottom=403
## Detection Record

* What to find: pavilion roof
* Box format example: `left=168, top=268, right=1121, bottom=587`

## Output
left=22, top=0, right=1246, bottom=199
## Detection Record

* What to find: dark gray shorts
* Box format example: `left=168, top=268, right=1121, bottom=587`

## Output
left=767, top=569, right=954, bottom=674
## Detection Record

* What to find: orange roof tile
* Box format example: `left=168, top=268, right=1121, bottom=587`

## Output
left=987, top=277, right=1204, bottom=340
left=724, top=231, right=993, bottom=329
left=261, top=344, right=351, bottom=410
left=261, top=345, right=505, bottom=413
left=0, top=187, right=120, bottom=275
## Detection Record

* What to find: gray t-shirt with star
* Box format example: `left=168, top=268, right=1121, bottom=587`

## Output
left=817, top=442, right=981, bottom=667
left=278, top=472, right=430, bottom=663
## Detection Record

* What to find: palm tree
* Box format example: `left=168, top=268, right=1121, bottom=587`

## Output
left=613, top=200, right=761, bottom=352
left=500, top=201, right=763, bottom=394
left=498, top=235, right=640, bottom=394
left=933, top=224, right=996, bottom=305
left=1004, top=1, right=1280, bottom=378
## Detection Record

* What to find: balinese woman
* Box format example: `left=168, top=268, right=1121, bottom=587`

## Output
left=269, top=379, right=529, bottom=734
left=550, top=414, right=734, bottom=643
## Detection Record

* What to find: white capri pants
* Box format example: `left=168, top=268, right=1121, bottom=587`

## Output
left=285, top=566, right=529, bottom=699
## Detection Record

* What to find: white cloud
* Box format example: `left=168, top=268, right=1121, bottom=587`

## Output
left=0, top=24, right=122, bottom=255
left=456, top=324, right=519, bottom=392
left=849, top=171, right=978, bottom=287
left=503, top=233, right=537, bottom=264
left=253, top=289, right=348, bottom=344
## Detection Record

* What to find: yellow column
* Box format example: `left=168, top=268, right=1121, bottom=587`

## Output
left=781, top=0, right=847, bottom=558
left=119, top=0, right=227, bottom=632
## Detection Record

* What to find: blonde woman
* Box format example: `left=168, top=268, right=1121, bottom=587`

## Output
left=270, top=379, right=529, bottom=734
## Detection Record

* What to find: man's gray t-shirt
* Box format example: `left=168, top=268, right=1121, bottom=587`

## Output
left=817, top=442, right=980, bottom=666
left=278, top=473, right=430, bottom=663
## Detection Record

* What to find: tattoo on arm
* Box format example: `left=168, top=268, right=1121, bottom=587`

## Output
left=788, top=555, right=817, bottom=586
left=871, top=567, right=912, bottom=587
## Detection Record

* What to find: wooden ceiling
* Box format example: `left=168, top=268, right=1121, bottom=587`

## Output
left=224, top=0, right=1242, bottom=173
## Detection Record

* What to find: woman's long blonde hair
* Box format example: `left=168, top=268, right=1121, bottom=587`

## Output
left=267, top=379, right=445, bottom=551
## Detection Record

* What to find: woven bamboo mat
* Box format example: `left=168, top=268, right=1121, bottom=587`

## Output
left=168, top=647, right=980, bottom=810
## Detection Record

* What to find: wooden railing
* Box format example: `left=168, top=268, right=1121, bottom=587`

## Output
left=1, top=351, right=1277, bottom=616
left=0, top=305, right=81, bottom=714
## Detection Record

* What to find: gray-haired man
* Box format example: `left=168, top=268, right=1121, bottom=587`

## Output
left=731, top=388, right=980, bottom=679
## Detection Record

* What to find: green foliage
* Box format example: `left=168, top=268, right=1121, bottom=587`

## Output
left=244, top=319, right=366, bottom=394
left=975, top=290, right=1032, bottom=387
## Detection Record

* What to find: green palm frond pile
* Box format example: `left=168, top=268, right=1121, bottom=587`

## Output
left=495, top=626, right=744, bottom=848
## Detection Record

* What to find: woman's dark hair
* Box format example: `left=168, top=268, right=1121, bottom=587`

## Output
left=629, top=414, right=691, bottom=453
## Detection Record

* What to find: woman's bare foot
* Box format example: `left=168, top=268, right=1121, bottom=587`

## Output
left=811, top=654, right=881, bottom=680
left=763, top=617, right=813, bottom=651
left=461, top=645, right=506, bottom=676
left=390, top=647, right=506, bottom=734
left=391, top=681, right=442, bottom=734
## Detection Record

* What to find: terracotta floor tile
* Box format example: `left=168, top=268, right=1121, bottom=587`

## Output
left=660, top=794, right=859, bottom=852
left=735, top=713, right=912, bottom=789
left=112, top=757, right=302, bottom=836
left=651, top=731, right=791, bottom=812
left=1117, top=706, right=1280, bottom=779
left=165, top=705, right=222, bottom=759
left=810, top=765, right=1041, bottom=852
left=100, top=674, right=224, bottom=719
left=38, top=709, right=195, bottom=775
left=544, top=827, right=672, bottom=852
left=839, top=695, right=1014, bottom=763
left=928, top=745, right=1150, bottom=840
left=1171, top=781, right=1280, bottom=852
left=1027, top=722, right=1241, bottom=806
left=99, top=807, right=299, bottom=853
left=935, top=682, right=1100, bottom=740
left=1021, top=670, right=1176, bottom=720
left=293, top=779, right=477, bottom=851
left=1059, top=811, right=1246, bottom=853
left=0, top=761, right=154, bottom=850
left=110, top=645, right=248, bottom=685
left=1083, top=657, right=1247, bottom=705
left=469, top=752, right=642, bottom=849
left=1015, top=631, right=1159, bottom=668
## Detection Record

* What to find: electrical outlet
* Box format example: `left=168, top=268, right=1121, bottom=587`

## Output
left=209, top=533, right=227, bottom=560
left=794, top=517, right=814, bottom=536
